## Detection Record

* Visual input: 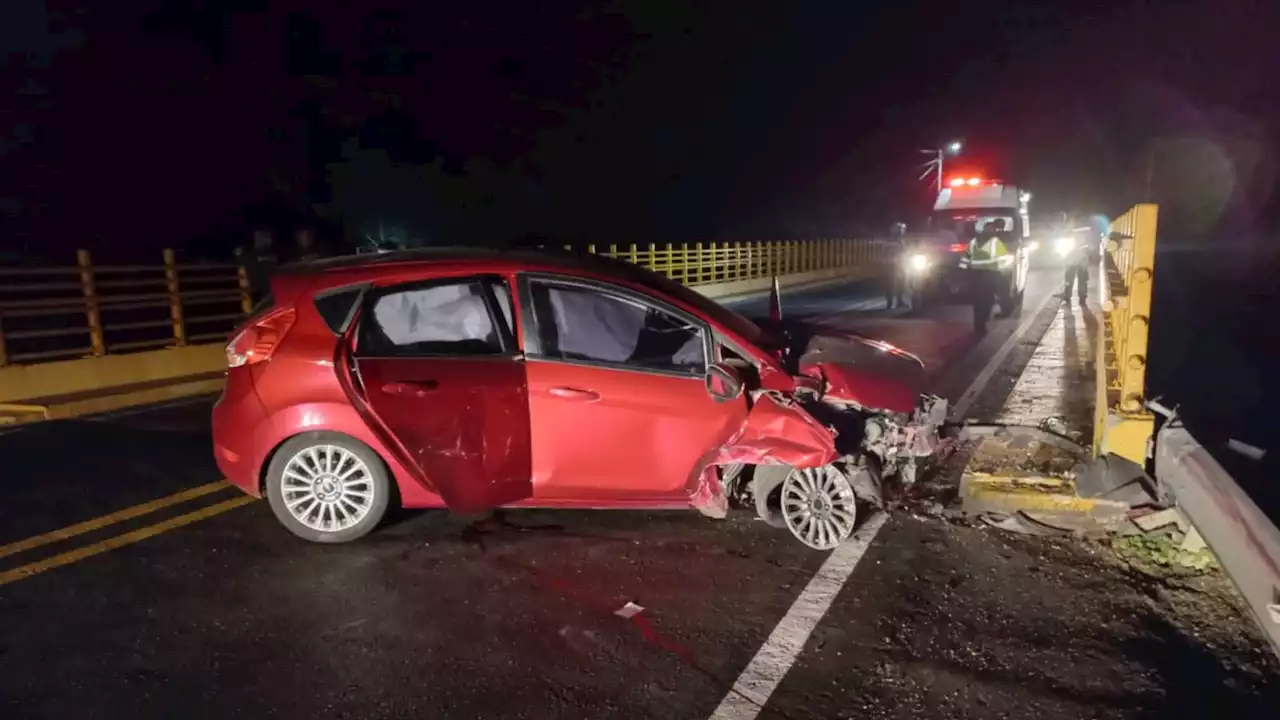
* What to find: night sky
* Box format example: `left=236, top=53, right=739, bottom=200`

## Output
left=3, top=0, right=1277, bottom=260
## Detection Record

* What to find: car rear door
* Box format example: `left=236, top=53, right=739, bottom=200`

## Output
left=518, top=274, right=749, bottom=504
left=350, top=275, right=532, bottom=513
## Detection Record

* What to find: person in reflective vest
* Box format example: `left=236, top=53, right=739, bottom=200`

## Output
left=964, top=218, right=1013, bottom=334
left=967, top=218, right=1011, bottom=269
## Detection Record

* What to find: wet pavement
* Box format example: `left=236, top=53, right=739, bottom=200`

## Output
left=2, top=271, right=1277, bottom=719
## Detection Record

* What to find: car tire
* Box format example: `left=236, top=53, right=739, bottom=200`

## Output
left=265, top=432, right=392, bottom=544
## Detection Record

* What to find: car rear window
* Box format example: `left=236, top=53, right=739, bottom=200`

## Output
left=312, top=286, right=365, bottom=334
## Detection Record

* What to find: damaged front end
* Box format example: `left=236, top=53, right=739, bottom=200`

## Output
left=698, top=351, right=950, bottom=551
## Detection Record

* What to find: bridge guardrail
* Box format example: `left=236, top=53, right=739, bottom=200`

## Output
left=1094, top=204, right=1157, bottom=466
left=1148, top=401, right=1280, bottom=655
left=1091, top=203, right=1280, bottom=656
left=0, top=239, right=886, bottom=368
left=0, top=250, right=251, bottom=367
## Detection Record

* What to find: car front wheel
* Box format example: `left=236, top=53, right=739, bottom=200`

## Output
left=780, top=465, right=858, bottom=550
left=266, top=432, right=391, bottom=543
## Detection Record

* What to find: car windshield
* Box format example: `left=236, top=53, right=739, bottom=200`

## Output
left=931, top=211, right=1017, bottom=240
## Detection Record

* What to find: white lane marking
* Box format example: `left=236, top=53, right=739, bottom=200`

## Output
left=709, top=511, right=890, bottom=720
left=949, top=288, right=1059, bottom=420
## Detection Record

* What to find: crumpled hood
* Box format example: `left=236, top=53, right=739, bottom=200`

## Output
left=801, top=360, right=917, bottom=414
left=792, top=321, right=926, bottom=401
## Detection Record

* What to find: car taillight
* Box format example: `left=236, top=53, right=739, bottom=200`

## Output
left=226, top=309, right=296, bottom=368
left=949, top=243, right=968, bottom=253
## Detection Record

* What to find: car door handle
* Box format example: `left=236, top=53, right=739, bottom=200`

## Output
left=548, top=386, right=600, bottom=402
left=381, top=381, right=439, bottom=397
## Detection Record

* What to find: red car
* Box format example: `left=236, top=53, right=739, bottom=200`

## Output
left=212, top=249, right=946, bottom=550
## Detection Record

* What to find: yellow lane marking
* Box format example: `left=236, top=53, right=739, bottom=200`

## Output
left=0, top=495, right=257, bottom=586
left=0, top=481, right=230, bottom=561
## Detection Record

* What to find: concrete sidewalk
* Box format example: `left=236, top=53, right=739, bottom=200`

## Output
left=993, top=298, right=1098, bottom=437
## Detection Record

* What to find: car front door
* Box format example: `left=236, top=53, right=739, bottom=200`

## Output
left=518, top=274, right=750, bottom=505
left=351, top=275, right=533, bottom=513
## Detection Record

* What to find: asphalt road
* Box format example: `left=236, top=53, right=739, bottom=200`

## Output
left=2, top=270, right=1276, bottom=720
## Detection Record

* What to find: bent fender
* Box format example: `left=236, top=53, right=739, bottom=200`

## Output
left=689, top=392, right=838, bottom=516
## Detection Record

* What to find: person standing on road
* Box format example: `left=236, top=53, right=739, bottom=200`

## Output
left=1060, top=226, right=1099, bottom=304
left=885, top=222, right=908, bottom=309
left=965, top=218, right=1012, bottom=334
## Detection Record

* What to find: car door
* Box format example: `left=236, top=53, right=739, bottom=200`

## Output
left=518, top=273, right=750, bottom=504
left=350, top=275, right=532, bottom=513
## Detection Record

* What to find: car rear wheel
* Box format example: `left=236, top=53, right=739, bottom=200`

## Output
left=780, top=465, right=858, bottom=551
left=266, top=432, right=391, bottom=543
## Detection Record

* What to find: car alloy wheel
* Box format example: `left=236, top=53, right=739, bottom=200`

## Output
left=281, top=444, right=376, bottom=532
left=266, top=432, right=391, bottom=543
left=780, top=464, right=858, bottom=550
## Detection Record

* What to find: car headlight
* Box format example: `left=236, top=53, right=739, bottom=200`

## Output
left=1054, top=237, right=1075, bottom=256
left=907, top=253, right=930, bottom=272
left=1027, top=240, right=1041, bottom=252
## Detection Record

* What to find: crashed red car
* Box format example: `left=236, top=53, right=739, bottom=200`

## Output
left=211, top=249, right=947, bottom=550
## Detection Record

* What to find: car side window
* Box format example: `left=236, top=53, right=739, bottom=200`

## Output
left=358, top=278, right=514, bottom=357
left=527, top=280, right=707, bottom=375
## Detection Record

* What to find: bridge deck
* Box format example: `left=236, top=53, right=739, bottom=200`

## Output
left=1, top=272, right=1275, bottom=720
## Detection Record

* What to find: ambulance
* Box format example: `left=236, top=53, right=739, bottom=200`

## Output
left=902, top=175, right=1033, bottom=321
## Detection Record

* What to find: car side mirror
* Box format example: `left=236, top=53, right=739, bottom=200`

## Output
left=705, top=362, right=745, bottom=403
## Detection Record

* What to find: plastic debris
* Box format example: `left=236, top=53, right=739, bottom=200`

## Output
left=614, top=601, right=645, bottom=619
left=1226, top=438, right=1266, bottom=461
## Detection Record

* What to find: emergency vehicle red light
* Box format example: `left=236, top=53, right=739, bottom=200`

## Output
left=966, top=177, right=981, bottom=186
left=949, top=243, right=968, bottom=253
left=949, top=177, right=965, bottom=187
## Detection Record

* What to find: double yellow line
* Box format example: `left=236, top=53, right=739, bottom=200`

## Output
left=0, top=481, right=256, bottom=586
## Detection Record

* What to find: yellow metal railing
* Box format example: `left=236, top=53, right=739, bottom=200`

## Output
left=577, top=238, right=882, bottom=285
left=1093, top=204, right=1158, bottom=465
left=0, top=239, right=883, bottom=368
left=0, top=251, right=249, bottom=367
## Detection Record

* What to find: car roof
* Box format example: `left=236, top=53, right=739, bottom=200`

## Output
left=275, top=246, right=694, bottom=300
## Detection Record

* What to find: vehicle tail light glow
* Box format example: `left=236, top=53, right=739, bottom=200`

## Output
left=966, top=177, right=981, bottom=186
left=949, top=243, right=968, bottom=253
left=226, top=308, right=296, bottom=368
left=949, top=177, right=965, bottom=187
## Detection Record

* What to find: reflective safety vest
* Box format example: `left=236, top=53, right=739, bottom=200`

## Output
left=966, top=236, right=1010, bottom=269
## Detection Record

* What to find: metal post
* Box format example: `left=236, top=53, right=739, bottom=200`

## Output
left=163, top=249, right=186, bottom=346
left=1118, top=204, right=1157, bottom=414
left=936, top=149, right=944, bottom=193
left=77, top=250, right=105, bottom=356
left=235, top=263, right=253, bottom=316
